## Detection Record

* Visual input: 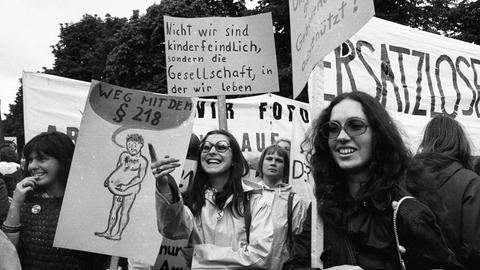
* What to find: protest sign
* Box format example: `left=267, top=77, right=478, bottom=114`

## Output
left=164, top=13, right=279, bottom=97
left=322, top=17, right=480, bottom=153
left=54, top=81, right=196, bottom=265
left=290, top=0, right=374, bottom=98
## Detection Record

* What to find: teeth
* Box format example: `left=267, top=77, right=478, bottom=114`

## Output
left=207, top=160, right=220, bottom=164
left=339, top=148, right=355, bottom=154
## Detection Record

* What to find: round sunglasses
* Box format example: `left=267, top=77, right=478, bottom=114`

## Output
left=201, top=140, right=231, bottom=153
left=320, top=118, right=369, bottom=139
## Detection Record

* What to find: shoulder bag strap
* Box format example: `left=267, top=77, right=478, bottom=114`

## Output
left=243, top=192, right=251, bottom=244
left=392, top=196, right=414, bottom=270
left=287, top=192, right=295, bottom=252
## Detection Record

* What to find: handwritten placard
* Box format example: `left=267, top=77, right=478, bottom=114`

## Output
left=54, top=81, right=196, bottom=265
left=289, top=0, right=374, bottom=98
left=165, top=13, right=279, bottom=97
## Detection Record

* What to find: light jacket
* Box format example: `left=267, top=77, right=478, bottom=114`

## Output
left=258, top=179, right=307, bottom=270
left=156, top=178, right=273, bottom=269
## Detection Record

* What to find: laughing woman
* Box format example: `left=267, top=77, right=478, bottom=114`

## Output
left=153, top=129, right=273, bottom=269
left=2, top=132, right=106, bottom=270
left=283, top=92, right=464, bottom=270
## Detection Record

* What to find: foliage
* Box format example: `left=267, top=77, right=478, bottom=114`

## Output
left=4, top=0, right=480, bottom=147
left=45, top=14, right=128, bottom=81
left=2, top=82, right=24, bottom=152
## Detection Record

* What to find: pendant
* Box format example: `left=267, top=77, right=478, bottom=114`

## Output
left=31, top=204, right=41, bottom=214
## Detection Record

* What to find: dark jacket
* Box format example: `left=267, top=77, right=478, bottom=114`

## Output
left=282, top=190, right=465, bottom=270
left=424, top=161, right=480, bottom=268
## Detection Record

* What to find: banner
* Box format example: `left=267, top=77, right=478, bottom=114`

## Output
left=164, top=13, right=279, bottom=97
left=23, top=71, right=89, bottom=143
left=54, top=81, right=196, bottom=265
left=289, top=0, right=374, bottom=98
left=322, top=17, right=480, bottom=154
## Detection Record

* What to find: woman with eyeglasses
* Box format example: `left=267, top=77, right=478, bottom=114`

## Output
left=152, top=129, right=273, bottom=269
left=282, top=92, right=464, bottom=270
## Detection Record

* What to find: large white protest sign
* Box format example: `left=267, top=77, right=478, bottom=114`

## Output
left=322, top=17, right=480, bottom=153
left=290, top=0, right=374, bottom=98
left=23, top=71, right=89, bottom=143
left=54, top=81, right=196, bottom=264
left=164, top=13, right=279, bottom=97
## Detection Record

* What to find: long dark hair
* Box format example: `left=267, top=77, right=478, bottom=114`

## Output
left=23, top=131, right=75, bottom=188
left=307, top=91, right=411, bottom=225
left=257, top=144, right=290, bottom=183
left=184, top=130, right=249, bottom=217
left=418, top=115, right=473, bottom=170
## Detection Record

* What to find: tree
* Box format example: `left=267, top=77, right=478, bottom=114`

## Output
left=2, top=82, right=24, bottom=153
left=45, top=14, right=128, bottom=81
left=445, top=0, right=480, bottom=44
left=105, top=0, right=249, bottom=93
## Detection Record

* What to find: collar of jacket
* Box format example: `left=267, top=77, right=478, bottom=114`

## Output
left=436, top=161, right=464, bottom=187
left=205, top=177, right=263, bottom=206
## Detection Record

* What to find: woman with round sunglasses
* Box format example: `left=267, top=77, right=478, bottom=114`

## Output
left=282, top=91, right=464, bottom=270
left=256, top=144, right=307, bottom=269
left=153, top=129, right=273, bottom=269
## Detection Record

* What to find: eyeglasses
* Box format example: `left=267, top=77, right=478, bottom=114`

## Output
left=319, top=118, right=369, bottom=139
left=201, top=140, right=231, bottom=153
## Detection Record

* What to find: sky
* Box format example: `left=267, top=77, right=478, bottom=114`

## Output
left=0, top=0, right=161, bottom=117
left=0, top=0, right=259, bottom=117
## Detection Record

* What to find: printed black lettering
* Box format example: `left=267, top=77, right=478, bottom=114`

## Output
left=436, top=55, right=459, bottom=117
left=456, top=56, right=476, bottom=116
left=357, top=40, right=382, bottom=100
left=390, top=45, right=411, bottom=113
left=380, top=44, right=402, bottom=111
left=411, top=50, right=427, bottom=116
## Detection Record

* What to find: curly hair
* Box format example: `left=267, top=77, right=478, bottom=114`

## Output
left=306, top=91, right=411, bottom=225
left=184, top=129, right=249, bottom=217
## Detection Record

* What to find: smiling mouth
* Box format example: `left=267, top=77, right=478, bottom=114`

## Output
left=337, top=147, right=356, bottom=155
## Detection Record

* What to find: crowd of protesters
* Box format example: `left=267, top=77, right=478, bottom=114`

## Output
left=2, top=91, right=480, bottom=270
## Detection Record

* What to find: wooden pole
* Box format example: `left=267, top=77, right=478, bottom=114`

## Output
left=217, top=95, right=228, bottom=131
left=0, top=100, right=5, bottom=146
left=109, top=256, right=119, bottom=270
left=307, top=63, right=325, bottom=269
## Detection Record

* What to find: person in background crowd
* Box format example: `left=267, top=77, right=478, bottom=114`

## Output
left=153, top=129, right=273, bottom=269
left=2, top=131, right=107, bottom=270
left=128, top=133, right=201, bottom=270
left=0, top=144, right=22, bottom=197
left=283, top=91, right=464, bottom=270
left=256, top=144, right=307, bottom=270
left=274, top=138, right=291, bottom=154
left=414, top=115, right=480, bottom=269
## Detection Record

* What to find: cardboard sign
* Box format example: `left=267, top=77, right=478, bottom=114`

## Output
left=54, top=81, right=196, bottom=264
left=290, top=0, right=374, bottom=97
left=165, top=13, right=279, bottom=97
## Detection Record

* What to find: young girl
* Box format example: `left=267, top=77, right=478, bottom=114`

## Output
left=153, top=129, right=273, bottom=269
left=256, top=145, right=307, bottom=269
left=2, top=131, right=106, bottom=270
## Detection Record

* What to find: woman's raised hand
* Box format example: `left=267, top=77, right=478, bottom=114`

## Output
left=13, top=176, right=38, bottom=204
left=151, top=156, right=181, bottom=184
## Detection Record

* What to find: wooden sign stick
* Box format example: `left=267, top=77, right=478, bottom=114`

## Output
left=217, top=95, right=228, bottom=131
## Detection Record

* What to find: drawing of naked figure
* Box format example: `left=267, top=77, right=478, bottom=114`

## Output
left=95, top=133, right=148, bottom=241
